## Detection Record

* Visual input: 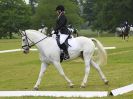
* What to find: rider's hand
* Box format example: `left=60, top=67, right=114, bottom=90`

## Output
left=54, top=30, right=58, bottom=34
left=51, top=30, right=55, bottom=34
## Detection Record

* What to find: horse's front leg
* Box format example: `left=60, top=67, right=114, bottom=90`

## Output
left=124, top=35, right=126, bottom=40
left=34, top=62, right=48, bottom=90
left=53, top=61, right=74, bottom=88
left=122, top=34, right=124, bottom=40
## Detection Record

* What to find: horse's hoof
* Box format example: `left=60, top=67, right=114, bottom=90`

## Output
left=33, top=87, right=39, bottom=91
left=80, top=84, right=86, bottom=88
left=69, top=83, right=74, bottom=88
left=105, top=80, right=109, bottom=85
left=80, top=85, right=85, bottom=88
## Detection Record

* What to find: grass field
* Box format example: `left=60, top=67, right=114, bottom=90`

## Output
left=0, top=37, right=133, bottom=99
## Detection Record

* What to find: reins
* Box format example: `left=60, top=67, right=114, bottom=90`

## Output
left=30, top=36, right=47, bottom=47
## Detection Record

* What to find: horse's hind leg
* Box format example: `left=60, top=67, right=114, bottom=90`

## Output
left=81, top=53, right=91, bottom=88
left=90, top=60, right=109, bottom=85
left=53, top=61, right=74, bottom=87
left=34, top=62, right=48, bottom=90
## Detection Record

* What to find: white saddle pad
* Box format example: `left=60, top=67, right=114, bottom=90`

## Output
left=52, top=34, right=79, bottom=51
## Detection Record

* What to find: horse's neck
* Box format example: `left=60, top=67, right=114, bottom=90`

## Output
left=27, top=30, right=46, bottom=43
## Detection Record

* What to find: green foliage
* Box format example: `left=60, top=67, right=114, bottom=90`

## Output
left=29, top=0, right=38, bottom=14
left=83, top=0, right=94, bottom=24
left=0, top=0, right=32, bottom=39
left=83, top=0, right=133, bottom=32
left=32, top=0, right=83, bottom=30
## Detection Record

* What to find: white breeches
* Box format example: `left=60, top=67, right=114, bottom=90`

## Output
left=59, top=34, right=69, bottom=44
left=52, top=32, right=69, bottom=44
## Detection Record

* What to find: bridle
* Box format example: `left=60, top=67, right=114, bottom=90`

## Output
left=21, top=31, right=47, bottom=49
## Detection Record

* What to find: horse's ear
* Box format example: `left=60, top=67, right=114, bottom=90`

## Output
left=19, top=30, right=25, bottom=37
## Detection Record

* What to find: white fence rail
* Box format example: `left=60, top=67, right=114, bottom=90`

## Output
left=0, top=47, right=116, bottom=54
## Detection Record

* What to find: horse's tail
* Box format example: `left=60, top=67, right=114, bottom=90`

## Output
left=91, top=38, right=107, bottom=66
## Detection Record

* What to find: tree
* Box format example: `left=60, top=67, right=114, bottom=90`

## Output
left=31, top=0, right=83, bottom=32
left=83, top=0, right=95, bottom=25
left=83, top=0, right=133, bottom=32
left=0, top=0, right=31, bottom=39
left=29, top=0, right=38, bottom=14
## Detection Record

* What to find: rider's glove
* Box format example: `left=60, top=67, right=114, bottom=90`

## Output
left=54, top=30, right=58, bottom=34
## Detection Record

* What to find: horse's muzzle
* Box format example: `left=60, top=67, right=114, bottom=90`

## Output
left=23, top=48, right=29, bottom=54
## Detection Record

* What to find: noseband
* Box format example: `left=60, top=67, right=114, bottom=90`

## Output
left=22, top=31, right=47, bottom=48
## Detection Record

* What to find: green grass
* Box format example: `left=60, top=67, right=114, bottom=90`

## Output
left=79, top=29, right=114, bottom=37
left=0, top=39, right=21, bottom=50
left=0, top=37, right=133, bottom=99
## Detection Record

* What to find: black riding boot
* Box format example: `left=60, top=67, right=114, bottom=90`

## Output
left=60, top=43, right=70, bottom=60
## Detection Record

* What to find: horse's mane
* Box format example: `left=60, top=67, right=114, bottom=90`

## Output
left=25, top=29, right=46, bottom=38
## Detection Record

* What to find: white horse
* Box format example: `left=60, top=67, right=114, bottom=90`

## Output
left=130, top=26, right=133, bottom=35
left=116, top=26, right=130, bottom=40
left=115, top=27, right=125, bottom=36
left=20, top=29, right=108, bottom=90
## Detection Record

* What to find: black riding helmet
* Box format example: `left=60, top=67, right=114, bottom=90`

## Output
left=56, top=5, right=65, bottom=11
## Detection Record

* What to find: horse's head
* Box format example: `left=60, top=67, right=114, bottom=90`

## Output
left=20, top=30, right=48, bottom=54
left=20, top=30, right=30, bottom=54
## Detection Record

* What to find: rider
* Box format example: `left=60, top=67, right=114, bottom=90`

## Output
left=123, top=20, right=129, bottom=33
left=124, top=21, right=128, bottom=27
left=54, top=5, right=70, bottom=60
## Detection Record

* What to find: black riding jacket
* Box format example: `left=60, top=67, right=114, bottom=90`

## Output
left=54, top=12, right=69, bottom=34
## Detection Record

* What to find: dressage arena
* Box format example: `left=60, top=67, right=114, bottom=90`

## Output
left=0, top=37, right=133, bottom=98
